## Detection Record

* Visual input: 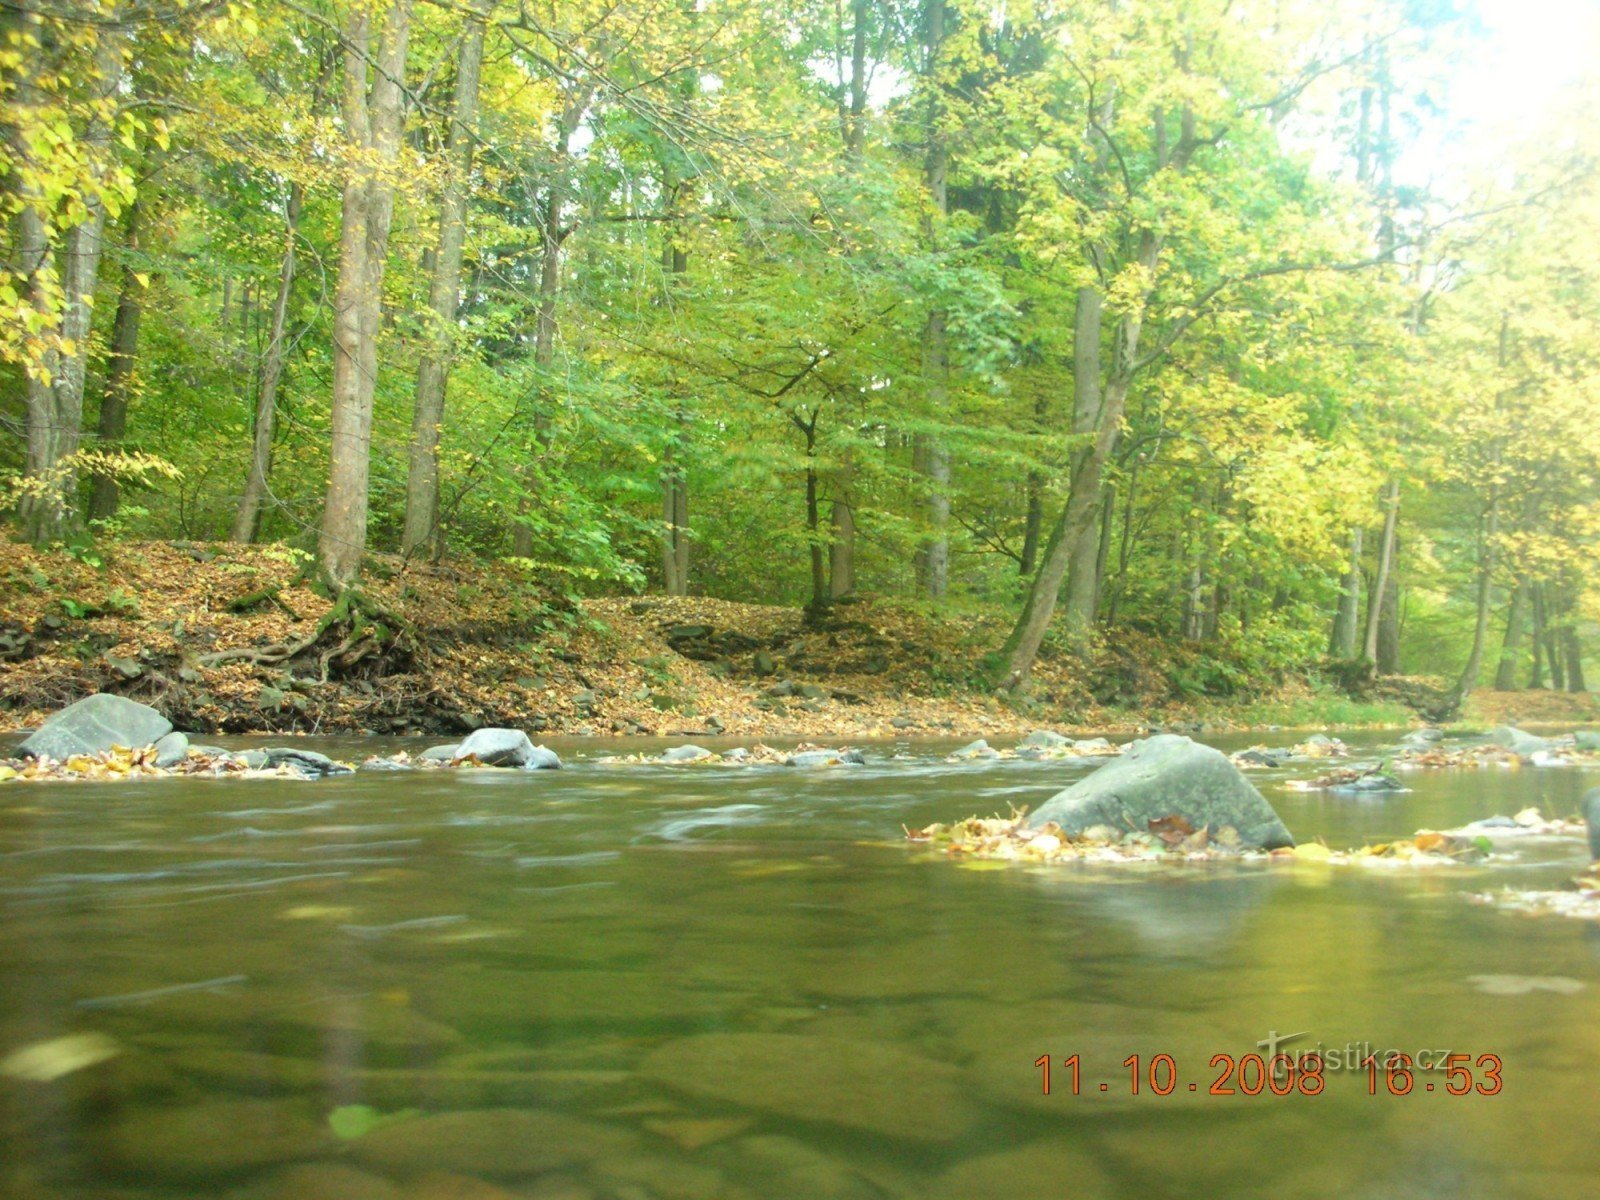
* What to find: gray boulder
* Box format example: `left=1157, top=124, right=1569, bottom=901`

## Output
left=451, top=723, right=563, bottom=771
left=1575, top=731, right=1600, bottom=752
left=1019, top=730, right=1070, bottom=749
left=20, top=694, right=172, bottom=760
left=419, top=744, right=460, bottom=763
left=785, top=749, right=863, bottom=768
left=152, top=731, right=190, bottom=768
left=1401, top=727, right=1445, bottom=747
left=1583, top=789, right=1600, bottom=861
left=261, top=747, right=350, bottom=777
left=661, top=744, right=713, bottom=763
left=1025, top=734, right=1295, bottom=850
left=1489, top=726, right=1549, bottom=757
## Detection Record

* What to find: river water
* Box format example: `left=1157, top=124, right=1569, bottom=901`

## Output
left=0, top=732, right=1596, bottom=1199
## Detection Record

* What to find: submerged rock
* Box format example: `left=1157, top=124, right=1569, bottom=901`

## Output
left=639, top=1032, right=975, bottom=1142
left=230, top=1163, right=401, bottom=1200
left=420, top=744, right=460, bottom=763
left=1400, top=727, right=1445, bottom=748
left=452, top=728, right=562, bottom=769
left=1328, top=770, right=1405, bottom=794
left=930, top=1140, right=1111, bottom=1200
left=1583, top=789, right=1600, bottom=860
left=661, top=744, right=713, bottom=763
left=19, top=693, right=171, bottom=760
left=152, top=731, right=190, bottom=767
left=98, top=1098, right=329, bottom=1180
left=1025, top=734, right=1295, bottom=850
left=349, top=1108, right=637, bottom=1178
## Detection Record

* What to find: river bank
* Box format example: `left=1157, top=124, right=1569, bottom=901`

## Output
left=3, top=539, right=1596, bottom=741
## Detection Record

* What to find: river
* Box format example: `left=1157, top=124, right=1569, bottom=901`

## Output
left=0, top=731, right=1595, bottom=1199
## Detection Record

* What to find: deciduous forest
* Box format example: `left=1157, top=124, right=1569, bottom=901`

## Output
left=3, top=0, right=1596, bottom=725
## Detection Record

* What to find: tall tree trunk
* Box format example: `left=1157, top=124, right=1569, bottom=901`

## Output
left=658, top=178, right=690, bottom=594
left=1362, top=477, right=1398, bottom=665
left=1529, top=582, right=1547, bottom=689
left=232, top=183, right=301, bottom=543
left=17, top=18, right=124, bottom=543
left=999, top=279, right=1145, bottom=689
left=1328, top=526, right=1363, bottom=658
left=1562, top=624, right=1586, bottom=693
left=403, top=11, right=484, bottom=558
left=320, top=1, right=411, bottom=588
left=829, top=454, right=856, bottom=599
left=1493, top=576, right=1528, bottom=691
left=915, top=0, right=949, bottom=599
left=1376, top=560, right=1401, bottom=673
left=511, top=91, right=587, bottom=559
left=88, top=199, right=145, bottom=522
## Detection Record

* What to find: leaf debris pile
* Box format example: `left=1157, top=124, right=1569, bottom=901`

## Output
left=904, top=811, right=1489, bottom=868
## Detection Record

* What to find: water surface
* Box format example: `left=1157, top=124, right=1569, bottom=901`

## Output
left=1, top=732, right=1595, bottom=1199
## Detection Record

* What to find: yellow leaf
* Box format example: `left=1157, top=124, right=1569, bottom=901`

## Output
left=1293, top=842, right=1332, bottom=862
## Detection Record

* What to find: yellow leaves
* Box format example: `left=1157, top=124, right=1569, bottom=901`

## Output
left=1293, top=841, right=1332, bottom=862
left=1, top=1033, right=121, bottom=1082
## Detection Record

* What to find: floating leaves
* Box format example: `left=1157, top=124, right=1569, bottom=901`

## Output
left=328, top=1104, right=420, bottom=1141
left=0, top=1033, right=121, bottom=1081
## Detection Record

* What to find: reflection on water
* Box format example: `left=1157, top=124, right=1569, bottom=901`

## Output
left=0, top=732, right=1596, bottom=1199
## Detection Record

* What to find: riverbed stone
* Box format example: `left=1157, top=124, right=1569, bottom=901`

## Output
left=421, top=744, right=460, bottom=763
left=930, top=1139, right=1110, bottom=1200
left=722, top=1134, right=885, bottom=1200
left=349, top=1109, right=639, bottom=1178
left=1575, top=731, right=1600, bottom=752
left=405, top=1170, right=522, bottom=1200
left=661, top=744, right=713, bottom=763
left=1025, top=734, right=1294, bottom=849
left=638, top=1032, right=976, bottom=1143
left=451, top=729, right=561, bottom=769
left=98, top=1097, right=329, bottom=1180
left=19, top=693, right=171, bottom=760
left=1582, top=790, right=1600, bottom=860
left=1019, top=730, right=1070, bottom=749
left=785, top=749, right=864, bottom=768
left=151, top=731, right=189, bottom=767
left=261, top=747, right=350, bottom=776
left=1490, top=726, right=1549, bottom=756
left=232, top=1163, right=402, bottom=1200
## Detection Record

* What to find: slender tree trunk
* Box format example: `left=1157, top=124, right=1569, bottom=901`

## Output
left=829, top=454, right=856, bottom=599
left=17, top=20, right=124, bottom=543
left=1328, top=526, right=1364, bottom=658
left=999, top=280, right=1144, bottom=689
left=658, top=180, right=690, bottom=594
left=1362, top=477, right=1399, bottom=665
left=915, top=0, right=949, bottom=599
left=1562, top=623, right=1586, bottom=693
left=320, top=1, right=410, bottom=588
left=1493, top=576, right=1528, bottom=691
left=232, top=183, right=301, bottom=542
left=403, top=11, right=484, bottom=558
left=511, top=92, right=586, bottom=559
left=1529, top=583, right=1547, bottom=688
left=1376, top=560, right=1401, bottom=673
left=88, top=199, right=145, bottom=522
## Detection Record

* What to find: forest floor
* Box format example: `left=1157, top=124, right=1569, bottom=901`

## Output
left=2, top=539, right=1596, bottom=740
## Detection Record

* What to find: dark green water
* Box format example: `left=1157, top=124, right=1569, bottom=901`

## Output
left=1, top=732, right=1597, bottom=1199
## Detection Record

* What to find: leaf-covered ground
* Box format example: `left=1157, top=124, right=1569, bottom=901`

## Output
left=3, top=538, right=1596, bottom=739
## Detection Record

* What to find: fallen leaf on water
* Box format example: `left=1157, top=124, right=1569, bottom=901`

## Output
left=1, top=1033, right=121, bottom=1081
left=1293, top=843, right=1333, bottom=862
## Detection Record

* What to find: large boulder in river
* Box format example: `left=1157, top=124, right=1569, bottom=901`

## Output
left=1582, top=789, right=1600, bottom=861
left=1025, top=734, right=1294, bottom=850
left=452, top=728, right=561, bottom=769
left=19, top=694, right=171, bottom=760
left=1489, top=726, right=1549, bottom=757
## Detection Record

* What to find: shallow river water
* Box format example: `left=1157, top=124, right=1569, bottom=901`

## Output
left=1, top=731, right=1597, bottom=1199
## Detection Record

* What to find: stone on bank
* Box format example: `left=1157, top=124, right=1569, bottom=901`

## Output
left=1025, top=733, right=1295, bottom=850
